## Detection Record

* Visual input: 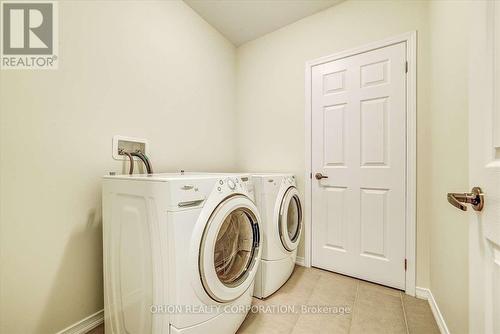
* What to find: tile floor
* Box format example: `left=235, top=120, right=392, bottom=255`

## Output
left=88, top=266, right=439, bottom=334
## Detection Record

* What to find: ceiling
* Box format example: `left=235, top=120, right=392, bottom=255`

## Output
left=183, top=0, right=344, bottom=46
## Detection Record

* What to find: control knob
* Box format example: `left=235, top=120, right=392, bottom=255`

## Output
left=227, top=179, right=236, bottom=190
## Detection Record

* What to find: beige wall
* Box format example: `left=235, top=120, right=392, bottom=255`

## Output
left=235, top=0, right=470, bottom=332
left=235, top=0, right=431, bottom=288
left=0, top=1, right=236, bottom=333
left=428, top=1, right=469, bottom=333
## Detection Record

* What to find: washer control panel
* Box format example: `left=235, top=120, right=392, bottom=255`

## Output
left=216, top=177, right=246, bottom=194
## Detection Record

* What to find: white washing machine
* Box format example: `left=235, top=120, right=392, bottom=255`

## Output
left=102, top=173, right=262, bottom=334
left=251, top=173, right=303, bottom=298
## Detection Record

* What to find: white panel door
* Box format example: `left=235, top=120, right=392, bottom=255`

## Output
left=469, top=2, right=500, bottom=333
left=311, top=42, right=407, bottom=289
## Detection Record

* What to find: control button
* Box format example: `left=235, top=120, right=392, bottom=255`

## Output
left=217, top=187, right=222, bottom=192
left=227, top=179, right=236, bottom=190
left=219, top=180, right=223, bottom=185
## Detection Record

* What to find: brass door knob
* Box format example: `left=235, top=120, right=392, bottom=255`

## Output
left=315, top=173, right=328, bottom=180
left=447, top=187, right=484, bottom=211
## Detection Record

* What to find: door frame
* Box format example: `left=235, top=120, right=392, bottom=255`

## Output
left=304, top=31, right=417, bottom=295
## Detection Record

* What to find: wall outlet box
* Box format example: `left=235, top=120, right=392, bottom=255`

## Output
left=112, top=135, right=149, bottom=160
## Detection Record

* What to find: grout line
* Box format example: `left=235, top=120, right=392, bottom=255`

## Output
left=400, top=292, right=410, bottom=334
left=288, top=268, right=321, bottom=333
left=264, top=267, right=322, bottom=334
left=347, top=280, right=360, bottom=334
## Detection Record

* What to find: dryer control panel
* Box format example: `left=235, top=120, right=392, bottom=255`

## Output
left=214, top=176, right=254, bottom=201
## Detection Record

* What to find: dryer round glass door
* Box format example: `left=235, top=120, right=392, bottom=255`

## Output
left=279, top=187, right=303, bottom=251
left=199, top=195, right=261, bottom=303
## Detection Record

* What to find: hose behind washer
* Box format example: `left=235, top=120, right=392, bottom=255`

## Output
left=130, top=151, right=153, bottom=174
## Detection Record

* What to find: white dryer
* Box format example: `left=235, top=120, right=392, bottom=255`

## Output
left=102, top=173, right=262, bottom=334
left=251, top=173, right=302, bottom=298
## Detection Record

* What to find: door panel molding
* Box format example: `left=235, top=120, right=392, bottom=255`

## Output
left=304, top=31, right=417, bottom=295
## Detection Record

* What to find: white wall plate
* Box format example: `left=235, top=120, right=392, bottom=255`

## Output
left=112, top=135, right=149, bottom=160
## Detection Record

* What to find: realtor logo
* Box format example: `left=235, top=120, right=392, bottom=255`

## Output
left=1, top=1, right=58, bottom=69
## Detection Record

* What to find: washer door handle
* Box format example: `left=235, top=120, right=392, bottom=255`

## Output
left=178, top=199, right=204, bottom=207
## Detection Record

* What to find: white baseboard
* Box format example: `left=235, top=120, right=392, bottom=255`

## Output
left=415, top=286, right=429, bottom=299
left=295, top=256, right=305, bottom=266
left=56, top=309, right=104, bottom=334
left=415, top=287, right=450, bottom=334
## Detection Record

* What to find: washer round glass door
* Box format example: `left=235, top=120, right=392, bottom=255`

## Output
left=279, top=187, right=303, bottom=251
left=199, top=195, right=261, bottom=302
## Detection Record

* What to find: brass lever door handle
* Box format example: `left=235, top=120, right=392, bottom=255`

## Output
left=315, top=173, right=328, bottom=180
left=447, top=187, right=484, bottom=211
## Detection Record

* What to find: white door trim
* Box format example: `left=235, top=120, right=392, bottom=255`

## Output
left=304, top=31, right=417, bottom=295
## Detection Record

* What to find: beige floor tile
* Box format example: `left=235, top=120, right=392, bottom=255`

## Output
left=307, top=271, right=357, bottom=305
left=357, top=279, right=403, bottom=298
left=291, top=313, right=351, bottom=334
left=350, top=282, right=407, bottom=334
left=263, top=266, right=321, bottom=305
left=95, top=267, right=443, bottom=334
left=284, top=266, right=322, bottom=291
left=402, top=294, right=440, bottom=334
left=237, top=312, right=298, bottom=334
left=290, top=269, right=356, bottom=334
